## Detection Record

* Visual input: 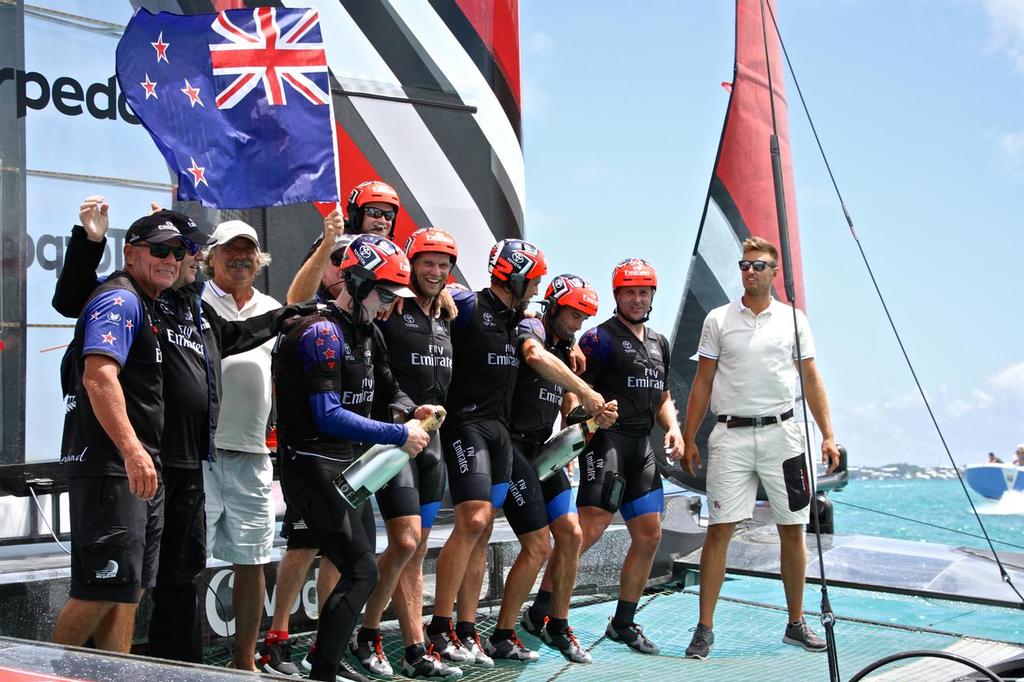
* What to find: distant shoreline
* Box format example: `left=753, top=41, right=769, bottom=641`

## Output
left=848, top=463, right=975, bottom=481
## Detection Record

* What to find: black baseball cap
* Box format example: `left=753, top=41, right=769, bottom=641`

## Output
left=150, top=209, right=214, bottom=245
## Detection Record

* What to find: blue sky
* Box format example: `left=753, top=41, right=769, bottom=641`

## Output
left=520, top=1, right=1024, bottom=467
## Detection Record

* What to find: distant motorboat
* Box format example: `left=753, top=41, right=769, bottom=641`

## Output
left=964, top=463, right=1024, bottom=500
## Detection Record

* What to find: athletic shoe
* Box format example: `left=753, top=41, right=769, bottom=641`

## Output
left=300, top=642, right=316, bottom=672
left=400, top=646, right=464, bottom=679
left=684, top=623, right=714, bottom=660
left=783, top=618, right=827, bottom=652
left=334, top=656, right=370, bottom=682
left=519, top=609, right=545, bottom=637
left=424, top=623, right=473, bottom=663
left=484, top=633, right=539, bottom=662
left=255, top=637, right=301, bottom=676
left=463, top=632, right=495, bottom=666
left=350, top=635, right=394, bottom=677
left=604, top=618, right=660, bottom=655
left=541, top=624, right=592, bottom=663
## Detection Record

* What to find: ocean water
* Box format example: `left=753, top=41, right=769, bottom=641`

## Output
left=829, top=478, right=1024, bottom=552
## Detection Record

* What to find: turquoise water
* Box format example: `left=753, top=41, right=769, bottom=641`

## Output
left=829, top=479, right=1024, bottom=552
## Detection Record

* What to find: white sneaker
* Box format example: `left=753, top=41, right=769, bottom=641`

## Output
left=349, top=635, right=394, bottom=677
left=424, top=624, right=473, bottom=663
left=462, top=632, right=494, bottom=667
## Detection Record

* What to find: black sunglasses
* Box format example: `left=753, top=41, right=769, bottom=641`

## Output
left=738, top=259, right=776, bottom=272
left=374, top=287, right=398, bottom=304
left=142, top=242, right=187, bottom=261
left=363, top=206, right=396, bottom=221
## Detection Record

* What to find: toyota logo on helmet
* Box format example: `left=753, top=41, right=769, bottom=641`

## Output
left=544, top=273, right=599, bottom=317
left=338, top=234, right=414, bottom=304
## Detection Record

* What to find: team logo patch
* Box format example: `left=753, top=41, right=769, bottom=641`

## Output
left=403, top=313, right=416, bottom=326
left=107, top=312, right=121, bottom=322
left=622, top=340, right=634, bottom=352
left=482, top=312, right=494, bottom=326
left=95, top=560, right=119, bottom=579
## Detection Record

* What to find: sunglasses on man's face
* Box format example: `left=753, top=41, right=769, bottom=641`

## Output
left=143, top=243, right=187, bottom=261
left=363, top=207, right=396, bottom=221
left=374, top=287, right=398, bottom=305
left=738, top=259, right=776, bottom=272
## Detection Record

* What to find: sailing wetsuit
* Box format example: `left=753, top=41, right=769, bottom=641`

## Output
left=504, top=317, right=577, bottom=535
left=441, top=288, right=521, bottom=507
left=273, top=304, right=415, bottom=681
left=374, top=301, right=453, bottom=528
left=576, top=317, right=671, bottom=519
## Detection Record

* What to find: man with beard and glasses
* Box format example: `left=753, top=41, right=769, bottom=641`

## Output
left=680, top=236, right=839, bottom=660
left=52, top=198, right=303, bottom=663
left=351, top=228, right=461, bottom=679
left=273, top=234, right=437, bottom=682
left=573, top=258, right=683, bottom=656
left=489, top=274, right=616, bottom=665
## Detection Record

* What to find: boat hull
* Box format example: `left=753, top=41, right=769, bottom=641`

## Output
left=964, top=464, right=1024, bottom=500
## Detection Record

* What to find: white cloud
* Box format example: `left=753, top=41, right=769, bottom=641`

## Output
left=990, top=360, right=1024, bottom=395
left=982, top=0, right=1024, bottom=70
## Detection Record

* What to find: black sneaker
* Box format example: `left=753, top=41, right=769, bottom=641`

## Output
left=335, top=656, right=371, bottom=682
left=484, top=633, right=539, bottom=662
left=783, top=618, right=827, bottom=652
left=349, top=635, right=394, bottom=677
left=519, top=609, right=545, bottom=637
left=685, top=623, right=714, bottom=660
left=541, top=624, right=592, bottom=663
left=400, top=646, right=464, bottom=679
left=604, top=618, right=660, bottom=655
left=255, top=637, right=301, bottom=676
left=424, top=623, right=473, bottom=663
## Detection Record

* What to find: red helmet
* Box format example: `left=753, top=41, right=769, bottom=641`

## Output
left=612, top=258, right=658, bottom=289
left=338, top=234, right=414, bottom=300
left=346, top=180, right=400, bottom=236
left=405, top=227, right=458, bottom=264
left=544, top=274, right=599, bottom=317
left=489, top=239, right=546, bottom=280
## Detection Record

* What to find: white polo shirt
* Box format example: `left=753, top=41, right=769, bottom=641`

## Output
left=202, top=279, right=281, bottom=454
left=697, top=297, right=815, bottom=417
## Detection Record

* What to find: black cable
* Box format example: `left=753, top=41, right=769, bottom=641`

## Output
left=765, top=1, right=1024, bottom=608
left=831, top=498, right=1024, bottom=552
left=757, top=3, right=840, bottom=680
left=849, top=650, right=1001, bottom=682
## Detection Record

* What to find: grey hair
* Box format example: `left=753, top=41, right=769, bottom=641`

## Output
left=200, top=246, right=272, bottom=278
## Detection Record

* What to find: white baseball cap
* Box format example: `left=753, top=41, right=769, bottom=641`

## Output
left=210, top=220, right=260, bottom=248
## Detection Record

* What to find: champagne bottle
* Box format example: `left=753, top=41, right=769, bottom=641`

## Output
left=533, top=416, right=600, bottom=481
left=334, top=408, right=445, bottom=509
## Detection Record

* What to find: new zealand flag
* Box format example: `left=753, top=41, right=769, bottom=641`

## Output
left=116, top=7, right=340, bottom=209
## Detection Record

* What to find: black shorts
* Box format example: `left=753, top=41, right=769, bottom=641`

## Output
left=280, top=453, right=375, bottom=553
left=504, top=439, right=576, bottom=536
left=376, top=430, right=446, bottom=528
left=69, top=475, right=164, bottom=604
left=440, top=419, right=512, bottom=508
left=577, top=430, right=664, bottom=520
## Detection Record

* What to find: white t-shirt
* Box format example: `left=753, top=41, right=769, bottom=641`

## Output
left=697, top=297, right=815, bottom=417
left=202, top=279, right=281, bottom=454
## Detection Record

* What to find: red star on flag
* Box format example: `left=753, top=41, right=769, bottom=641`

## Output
left=125, top=320, right=134, bottom=330
left=112, top=296, right=125, bottom=306
left=323, top=348, right=336, bottom=359
left=101, top=332, right=116, bottom=345
left=180, top=79, right=204, bottom=108
left=315, top=337, right=324, bottom=346
left=141, top=74, right=158, bottom=100
left=151, top=31, right=170, bottom=63
left=187, top=157, right=208, bottom=187
left=320, top=326, right=330, bottom=335
left=331, top=334, right=338, bottom=342
left=90, top=311, right=101, bottom=321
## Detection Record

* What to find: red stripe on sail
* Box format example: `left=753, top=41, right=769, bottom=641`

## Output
left=313, top=122, right=420, bottom=247
left=454, top=0, right=521, bottom=108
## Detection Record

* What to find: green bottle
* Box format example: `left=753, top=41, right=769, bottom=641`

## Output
left=335, top=409, right=445, bottom=509
left=533, top=416, right=600, bottom=481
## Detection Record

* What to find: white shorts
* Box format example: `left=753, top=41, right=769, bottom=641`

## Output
left=706, top=419, right=812, bottom=526
left=205, top=450, right=274, bottom=565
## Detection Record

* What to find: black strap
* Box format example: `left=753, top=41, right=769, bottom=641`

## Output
left=716, top=408, right=795, bottom=428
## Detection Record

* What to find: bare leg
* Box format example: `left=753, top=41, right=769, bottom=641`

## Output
left=697, top=522, right=737, bottom=629
left=495, top=527, right=551, bottom=629
left=547, top=514, right=583, bottom=619
left=456, top=515, right=494, bottom=623
left=777, top=524, right=807, bottom=622
left=231, top=564, right=266, bottom=671
left=432, top=501, right=492, bottom=618
left=52, top=598, right=117, bottom=648
left=269, top=548, right=318, bottom=632
left=619, top=513, right=662, bottom=604
left=393, top=527, right=431, bottom=646
left=363, top=516, right=421, bottom=629
left=94, top=602, right=139, bottom=652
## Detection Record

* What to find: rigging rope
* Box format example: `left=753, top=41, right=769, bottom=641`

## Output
left=765, top=1, right=1024, bottom=608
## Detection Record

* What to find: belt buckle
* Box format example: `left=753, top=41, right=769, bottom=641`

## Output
left=752, top=416, right=764, bottom=428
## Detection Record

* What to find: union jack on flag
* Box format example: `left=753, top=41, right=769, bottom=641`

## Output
left=116, top=8, right=340, bottom=209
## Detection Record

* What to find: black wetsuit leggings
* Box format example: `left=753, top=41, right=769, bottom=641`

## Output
left=281, top=448, right=379, bottom=681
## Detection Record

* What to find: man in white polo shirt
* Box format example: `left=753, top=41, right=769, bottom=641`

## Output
left=201, top=220, right=281, bottom=671
left=677, top=236, right=840, bottom=660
